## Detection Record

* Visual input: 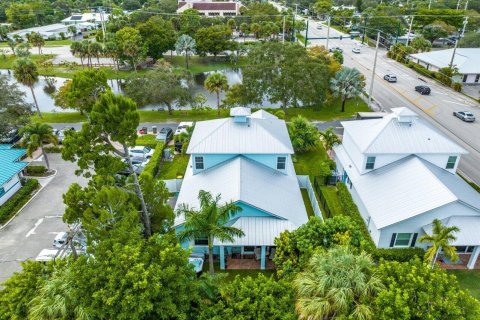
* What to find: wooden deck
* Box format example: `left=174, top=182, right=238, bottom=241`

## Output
left=225, top=256, right=275, bottom=270
left=438, top=254, right=480, bottom=270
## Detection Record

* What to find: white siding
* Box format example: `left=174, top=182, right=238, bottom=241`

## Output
left=377, top=202, right=480, bottom=248
left=0, top=174, right=21, bottom=206
left=342, top=131, right=364, bottom=172
left=364, top=154, right=407, bottom=172
left=418, top=153, right=460, bottom=173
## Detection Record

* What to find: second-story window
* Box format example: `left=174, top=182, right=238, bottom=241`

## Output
left=195, top=156, right=204, bottom=170
left=365, top=156, right=376, bottom=170
left=277, top=156, right=286, bottom=170
left=446, top=156, right=457, bottom=169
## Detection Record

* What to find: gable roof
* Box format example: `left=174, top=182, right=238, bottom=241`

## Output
left=174, top=156, right=307, bottom=227
left=0, top=145, right=28, bottom=186
left=250, top=110, right=278, bottom=120
left=342, top=107, right=467, bottom=155
left=334, top=145, right=480, bottom=229
left=187, top=114, right=294, bottom=154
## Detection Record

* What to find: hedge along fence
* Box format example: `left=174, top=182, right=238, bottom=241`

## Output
left=0, top=179, right=40, bottom=225
left=136, top=134, right=158, bottom=149
left=140, top=142, right=165, bottom=178
left=335, top=182, right=424, bottom=261
left=25, top=165, right=47, bottom=176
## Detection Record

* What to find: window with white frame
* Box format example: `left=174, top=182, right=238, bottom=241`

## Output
left=365, top=156, right=376, bottom=170
left=277, top=156, right=286, bottom=170
left=394, top=233, right=412, bottom=247
left=446, top=156, right=457, bottom=169
left=194, top=156, right=204, bottom=170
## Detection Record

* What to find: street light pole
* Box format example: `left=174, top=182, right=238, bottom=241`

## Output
left=282, top=15, right=286, bottom=43
left=304, top=18, right=309, bottom=47
left=428, top=0, right=432, bottom=9
left=449, top=17, right=467, bottom=69
left=326, top=15, right=331, bottom=50
left=368, top=31, right=380, bottom=108
left=406, top=16, right=414, bottom=46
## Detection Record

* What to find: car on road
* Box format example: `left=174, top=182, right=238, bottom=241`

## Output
left=383, top=74, right=397, bottom=83
left=128, top=146, right=154, bottom=159
left=415, top=85, right=431, bottom=95
left=156, top=127, right=174, bottom=143
left=316, top=25, right=322, bottom=29
left=329, top=47, right=343, bottom=53
left=175, top=122, right=194, bottom=136
left=55, top=127, right=75, bottom=144
left=352, top=47, right=361, bottom=54
left=453, top=111, right=475, bottom=122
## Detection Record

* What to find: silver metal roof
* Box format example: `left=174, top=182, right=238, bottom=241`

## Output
left=409, top=48, right=480, bottom=75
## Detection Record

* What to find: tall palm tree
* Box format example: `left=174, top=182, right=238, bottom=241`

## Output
left=177, top=190, right=244, bottom=274
left=89, top=42, right=104, bottom=66
left=330, top=67, right=365, bottom=112
left=28, top=32, right=45, bottom=55
left=20, top=122, right=57, bottom=170
left=319, top=127, right=341, bottom=157
left=420, top=218, right=460, bottom=268
left=68, top=25, right=77, bottom=40
left=175, top=34, right=196, bottom=69
left=294, top=246, right=384, bottom=320
left=13, top=58, right=41, bottom=118
left=204, top=72, right=229, bottom=116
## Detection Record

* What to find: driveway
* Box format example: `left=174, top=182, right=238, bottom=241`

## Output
left=0, top=154, right=86, bottom=283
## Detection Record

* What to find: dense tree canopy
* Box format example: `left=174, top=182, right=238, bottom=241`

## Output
left=137, top=16, right=176, bottom=59
left=195, top=25, right=232, bottom=57
left=0, top=75, right=32, bottom=138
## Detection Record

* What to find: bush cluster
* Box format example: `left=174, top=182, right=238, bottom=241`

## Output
left=25, top=165, right=47, bottom=175
left=44, top=146, right=62, bottom=153
left=136, top=134, right=158, bottom=149
left=140, top=142, right=165, bottom=178
left=371, top=247, right=425, bottom=262
left=0, top=179, right=39, bottom=224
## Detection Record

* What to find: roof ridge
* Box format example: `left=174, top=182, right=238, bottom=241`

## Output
left=255, top=118, right=293, bottom=152
left=362, top=114, right=395, bottom=152
left=187, top=118, right=229, bottom=153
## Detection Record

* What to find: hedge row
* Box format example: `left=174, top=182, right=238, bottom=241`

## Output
left=44, top=146, right=62, bottom=153
left=336, top=182, right=375, bottom=249
left=25, top=165, right=47, bottom=175
left=0, top=179, right=39, bottom=224
left=140, top=142, right=165, bottom=178
left=136, top=135, right=158, bottom=149
left=336, top=182, right=425, bottom=262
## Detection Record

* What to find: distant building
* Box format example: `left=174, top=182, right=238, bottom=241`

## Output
left=62, top=12, right=110, bottom=25
left=177, top=0, right=241, bottom=16
left=7, top=23, right=70, bottom=40
left=409, top=48, right=480, bottom=84
left=0, top=145, right=28, bottom=206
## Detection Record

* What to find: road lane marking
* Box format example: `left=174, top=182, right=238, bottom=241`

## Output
left=25, top=218, right=44, bottom=237
left=442, top=99, right=471, bottom=106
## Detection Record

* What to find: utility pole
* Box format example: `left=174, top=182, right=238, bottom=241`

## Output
left=394, top=20, right=401, bottom=44
left=99, top=7, right=106, bottom=46
left=292, top=13, right=296, bottom=42
left=428, top=0, right=432, bottom=9
left=361, top=16, right=367, bottom=44
left=282, top=15, right=286, bottom=43
left=295, top=3, right=298, bottom=15
left=449, top=17, right=467, bottom=69
left=406, top=16, right=414, bottom=46
left=304, top=18, right=309, bottom=47
left=326, top=15, right=331, bottom=50
left=368, top=31, right=380, bottom=108
left=464, top=0, right=469, bottom=10
left=456, top=0, right=461, bottom=10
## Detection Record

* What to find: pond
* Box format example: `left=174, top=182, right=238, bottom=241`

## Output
left=0, top=68, right=279, bottom=113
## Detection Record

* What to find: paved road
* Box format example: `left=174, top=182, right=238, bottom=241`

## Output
left=0, top=154, right=86, bottom=282
left=274, top=7, right=480, bottom=184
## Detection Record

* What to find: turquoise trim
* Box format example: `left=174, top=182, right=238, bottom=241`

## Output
left=0, top=179, right=20, bottom=199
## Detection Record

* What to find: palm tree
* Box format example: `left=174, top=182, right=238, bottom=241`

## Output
left=330, top=67, right=365, bottom=112
left=20, top=122, right=57, bottom=171
left=420, top=218, right=460, bottom=268
left=287, top=116, right=320, bottom=153
left=68, top=25, right=77, bottom=40
left=175, top=34, right=196, bottom=69
left=177, top=190, right=244, bottom=274
left=13, top=58, right=41, bottom=117
left=319, top=127, right=341, bottom=157
left=89, top=41, right=104, bottom=66
left=250, top=23, right=260, bottom=39
left=294, top=246, right=384, bottom=320
left=204, top=72, right=229, bottom=116
left=240, top=23, right=249, bottom=42
left=29, top=32, right=45, bottom=55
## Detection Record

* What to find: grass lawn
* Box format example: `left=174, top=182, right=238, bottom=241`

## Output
left=319, top=186, right=343, bottom=217
left=158, top=152, right=189, bottom=179
left=448, top=270, right=480, bottom=300
left=301, top=189, right=315, bottom=218
left=0, top=39, right=72, bottom=48
left=293, top=144, right=329, bottom=176
left=169, top=55, right=248, bottom=74
left=0, top=54, right=55, bottom=69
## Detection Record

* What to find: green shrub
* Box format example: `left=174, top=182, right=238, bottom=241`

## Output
left=0, top=179, right=39, bottom=224
left=140, top=142, right=165, bottom=178
left=452, top=82, right=462, bottom=92
left=372, top=247, right=425, bottom=262
left=44, top=146, right=62, bottom=153
left=336, top=182, right=375, bottom=249
left=26, top=165, right=47, bottom=175
left=136, top=134, right=158, bottom=149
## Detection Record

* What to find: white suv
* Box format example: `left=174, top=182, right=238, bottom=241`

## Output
left=128, top=146, right=154, bottom=159
left=384, top=74, right=397, bottom=83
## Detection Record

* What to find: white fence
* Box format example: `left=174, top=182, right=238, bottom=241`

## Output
left=163, top=179, right=183, bottom=193
left=297, top=175, right=323, bottom=220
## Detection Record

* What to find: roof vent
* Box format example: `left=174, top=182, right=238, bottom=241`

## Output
left=230, top=107, right=251, bottom=123
left=393, top=107, right=418, bottom=125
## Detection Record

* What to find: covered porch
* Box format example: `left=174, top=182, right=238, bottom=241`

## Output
left=423, top=216, right=480, bottom=270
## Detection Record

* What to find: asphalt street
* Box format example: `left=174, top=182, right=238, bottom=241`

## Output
left=283, top=8, right=480, bottom=184
left=0, top=154, right=87, bottom=282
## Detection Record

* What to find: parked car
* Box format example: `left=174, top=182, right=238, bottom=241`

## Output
left=53, top=231, right=86, bottom=249
left=329, top=47, right=343, bottom=53
left=0, top=128, right=20, bottom=144
left=383, top=74, right=397, bottom=83
left=175, top=122, right=194, bottom=136
left=56, top=127, right=75, bottom=144
left=415, top=85, right=431, bottom=95
left=352, top=47, right=361, bottom=54
left=316, top=25, right=322, bottom=30
left=128, top=146, right=154, bottom=159
left=156, top=127, right=174, bottom=143
left=453, top=111, right=475, bottom=122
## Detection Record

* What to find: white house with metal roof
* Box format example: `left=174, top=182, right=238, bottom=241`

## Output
left=174, top=108, right=308, bottom=270
left=333, top=107, right=480, bottom=269
left=0, top=145, right=28, bottom=206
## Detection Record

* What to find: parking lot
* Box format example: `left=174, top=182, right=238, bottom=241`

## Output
left=0, top=154, right=87, bottom=282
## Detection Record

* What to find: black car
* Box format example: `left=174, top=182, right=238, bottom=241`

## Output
left=415, top=85, right=431, bottom=95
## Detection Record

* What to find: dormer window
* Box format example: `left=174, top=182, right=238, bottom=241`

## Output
left=365, top=156, right=376, bottom=170
left=194, top=156, right=204, bottom=170
left=277, top=156, right=286, bottom=170
left=446, top=156, right=457, bottom=169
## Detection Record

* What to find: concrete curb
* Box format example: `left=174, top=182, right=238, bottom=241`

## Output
left=0, top=170, right=57, bottom=231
